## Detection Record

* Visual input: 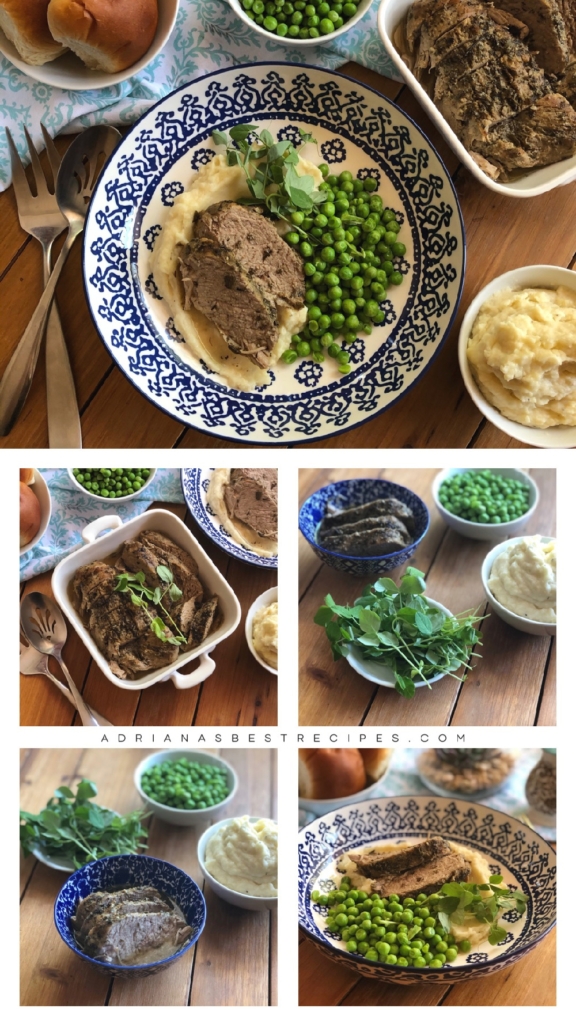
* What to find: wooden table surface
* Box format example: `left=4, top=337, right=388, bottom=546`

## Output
left=20, top=747, right=277, bottom=1006
left=3, top=63, right=575, bottom=450
left=299, top=468, right=556, bottom=727
left=20, top=501, right=277, bottom=727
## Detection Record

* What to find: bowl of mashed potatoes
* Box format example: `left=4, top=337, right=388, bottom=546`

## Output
left=198, top=815, right=278, bottom=911
left=459, top=265, right=576, bottom=448
left=246, top=587, right=278, bottom=675
left=481, top=535, right=556, bottom=636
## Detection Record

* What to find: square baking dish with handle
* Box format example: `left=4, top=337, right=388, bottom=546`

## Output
left=51, top=509, right=242, bottom=691
left=378, top=0, right=576, bottom=197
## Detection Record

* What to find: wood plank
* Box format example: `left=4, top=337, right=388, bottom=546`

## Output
left=442, top=931, right=555, bottom=1006
left=299, top=938, right=361, bottom=1006
left=537, top=639, right=556, bottom=726
left=340, top=978, right=448, bottom=1006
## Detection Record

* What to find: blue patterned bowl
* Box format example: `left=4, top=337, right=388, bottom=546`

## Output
left=181, top=469, right=277, bottom=569
left=298, top=795, right=556, bottom=985
left=54, top=854, right=206, bottom=978
left=299, top=477, right=429, bottom=576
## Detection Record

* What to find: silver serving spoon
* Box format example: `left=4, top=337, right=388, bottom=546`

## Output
left=21, top=593, right=100, bottom=727
left=20, top=639, right=112, bottom=727
left=0, top=125, right=121, bottom=435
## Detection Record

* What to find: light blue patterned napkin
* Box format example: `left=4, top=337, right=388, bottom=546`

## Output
left=20, top=467, right=184, bottom=581
left=0, top=0, right=399, bottom=190
left=299, top=748, right=556, bottom=841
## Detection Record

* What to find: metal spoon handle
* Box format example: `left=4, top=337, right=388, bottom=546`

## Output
left=43, top=245, right=82, bottom=450
left=40, top=666, right=111, bottom=726
left=56, top=654, right=99, bottom=727
left=0, top=227, right=78, bottom=436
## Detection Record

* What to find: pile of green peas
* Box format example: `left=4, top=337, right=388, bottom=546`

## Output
left=311, top=878, right=471, bottom=968
left=281, top=168, right=406, bottom=371
left=141, top=758, right=231, bottom=810
left=72, top=468, right=151, bottom=498
left=241, top=0, right=361, bottom=39
left=438, top=470, right=532, bottom=525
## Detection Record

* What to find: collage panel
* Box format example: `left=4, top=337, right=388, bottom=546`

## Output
left=299, top=467, right=556, bottom=727
left=20, top=746, right=277, bottom=1006
left=298, top=745, right=556, bottom=1006
left=20, top=467, right=278, bottom=727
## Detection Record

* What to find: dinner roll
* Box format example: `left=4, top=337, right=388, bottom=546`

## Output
left=20, top=468, right=35, bottom=485
left=47, top=0, right=159, bottom=73
left=299, top=749, right=367, bottom=800
left=360, top=749, right=393, bottom=783
left=20, top=482, right=41, bottom=547
left=0, top=0, right=67, bottom=64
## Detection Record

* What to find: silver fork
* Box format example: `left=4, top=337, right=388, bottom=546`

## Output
left=6, top=125, right=81, bottom=448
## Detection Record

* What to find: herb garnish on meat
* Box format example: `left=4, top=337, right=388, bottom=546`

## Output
left=115, top=564, right=187, bottom=646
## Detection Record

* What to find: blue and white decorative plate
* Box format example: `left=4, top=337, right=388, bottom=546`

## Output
left=54, top=854, right=206, bottom=978
left=298, top=795, right=556, bottom=984
left=83, top=62, right=465, bottom=445
left=181, top=469, right=277, bottom=568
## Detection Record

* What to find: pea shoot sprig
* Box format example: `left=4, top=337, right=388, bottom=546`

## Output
left=435, top=876, right=529, bottom=946
left=115, top=565, right=187, bottom=646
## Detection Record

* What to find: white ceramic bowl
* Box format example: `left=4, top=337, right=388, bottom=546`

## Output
left=245, top=586, right=278, bottom=676
left=67, top=467, right=157, bottom=503
left=20, top=469, right=51, bottom=555
left=227, top=0, right=374, bottom=47
left=378, top=0, right=576, bottom=197
left=299, top=752, right=393, bottom=816
left=0, top=0, right=179, bottom=90
left=345, top=597, right=455, bottom=686
left=458, top=265, right=576, bottom=448
left=198, top=816, right=278, bottom=911
left=135, top=750, right=239, bottom=827
left=432, top=468, right=539, bottom=541
left=481, top=536, right=556, bottom=636
left=51, top=508, right=241, bottom=690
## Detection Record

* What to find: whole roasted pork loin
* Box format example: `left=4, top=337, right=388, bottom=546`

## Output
left=72, top=886, right=192, bottom=965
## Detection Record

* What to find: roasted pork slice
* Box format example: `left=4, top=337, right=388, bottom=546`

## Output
left=73, top=562, right=119, bottom=616
left=120, top=531, right=204, bottom=634
left=320, top=515, right=412, bottom=543
left=349, top=837, right=452, bottom=877
left=195, top=201, right=305, bottom=309
left=320, top=516, right=412, bottom=556
left=558, top=1, right=576, bottom=54
left=72, top=886, right=192, bottom=966
left=320, top=498, right=416, bottom=534
left=557, top=59, right=576, bottom=104
left=495, top=0, right=570, bottom=74
left=476, top=92, right=576, bottom=177
left=109, top=629, right=180, bottom=679
left=177, top=238, right=278, bottom=367
left=371, top=851, right=471, bottom=900
left=188, top=596, right=220, bottom=647
left=406, top=0, right=483, bottom=53
left=224, top=468, right=278, bottom=540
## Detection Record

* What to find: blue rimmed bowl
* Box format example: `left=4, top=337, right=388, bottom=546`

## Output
left=54, top=854, right=206, bottom=978
left=299, top=477, right=429, bottom=576
left=298, top=795, right=556, bottom=985
left=181, top=469, right=277, bottom=569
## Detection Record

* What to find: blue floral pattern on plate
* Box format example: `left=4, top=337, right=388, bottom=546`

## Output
left=181, top=469, right=277, bottom=569
left=298, top=796, right=556, bottom=985
left=83, top=63, right=465, bottom=445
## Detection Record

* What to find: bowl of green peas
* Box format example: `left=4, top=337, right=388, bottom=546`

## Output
left=135, top=750, right=238, bottom=827
left=432, top=468, right=538, bottom=541
left=227, top=0, right=374, bottom=46
left=68, top=468, right=156, bottom=502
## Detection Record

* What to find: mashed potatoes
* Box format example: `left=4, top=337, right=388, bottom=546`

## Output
left=205, top=816, right=277, bottom=897
left=467, top=286, right=576, bottom=427
left=153, top=152, right=321, bottom=392
left=252, top=601, right=278, bottom=669
left=489, top=535, right=556, bottom=623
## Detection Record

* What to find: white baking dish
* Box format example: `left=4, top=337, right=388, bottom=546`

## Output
left=51, top=509, right=241, bottom=691
left=378, top=0, right=576, bottom=197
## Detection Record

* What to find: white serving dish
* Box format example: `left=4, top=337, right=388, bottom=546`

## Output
left=227, top=0, right=374, bottom=47
left=345, top=597, right=454, bottom=686
left=134, top=750, right=238, bottom=827
left=481, top=536, right=556, bottom=636
left=245, top=586, right=278, bottom=676
left=67, top=468, right=157, bottom=503
left=432, top=468, right=539, bottom=541
left=51, top=508, right=241, bottom=690
left=198, top=816, right=278, bottom=911
left=458, top=264, right=576, bottom=448
left=20, top=469, right=51, bottom=555
left=377, top=0, right=576, bottom=197
left=299, top=752, right=393, bottom=816
left=0, top=0, right=179, bottom=91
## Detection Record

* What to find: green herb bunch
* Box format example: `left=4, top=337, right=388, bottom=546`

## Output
left=20, top=780, right=149, bottom=869
left=115, top=564, right=186, bottom=646
left=436, top=876, right=528, bottom=946
left=314, top=567, right=484, bottom=699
